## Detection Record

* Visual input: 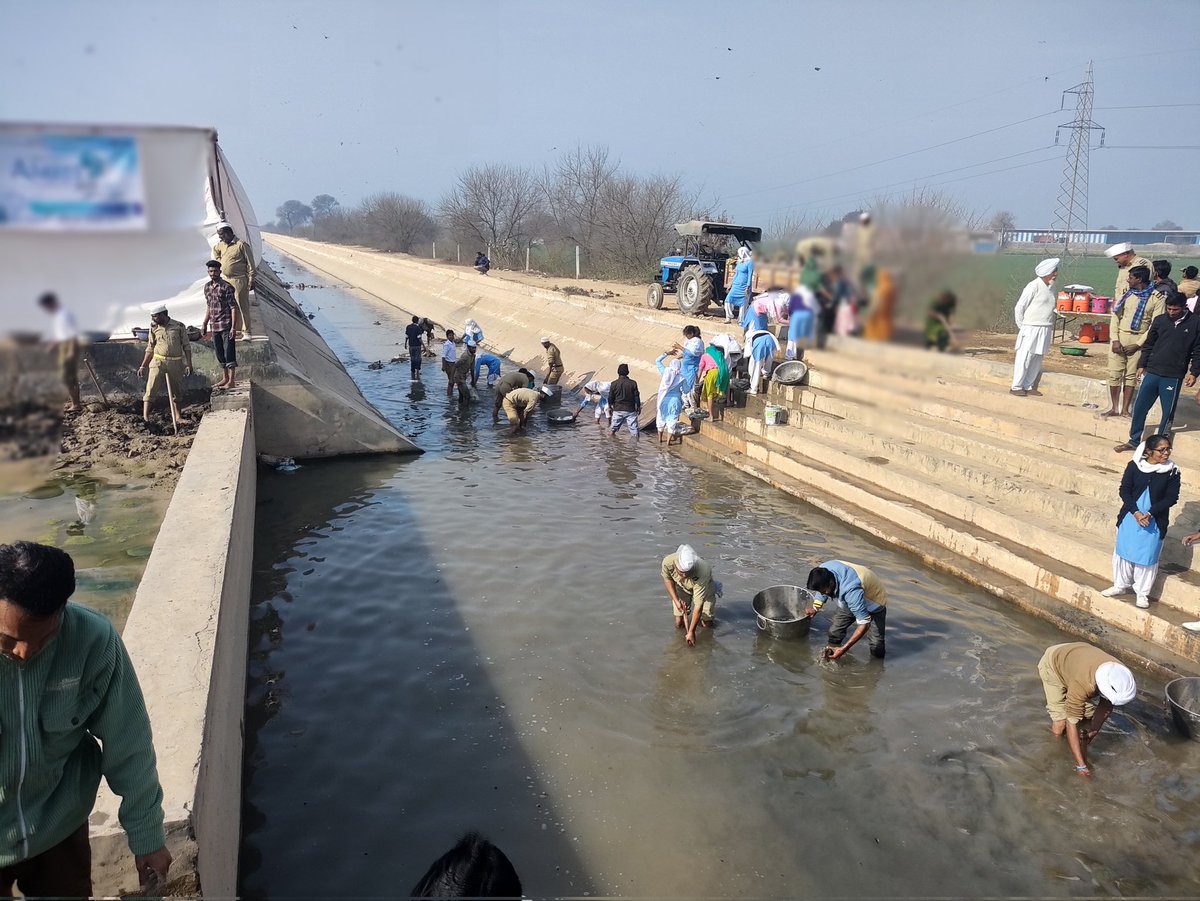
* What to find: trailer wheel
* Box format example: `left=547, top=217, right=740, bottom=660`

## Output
left=646, top=282, right=665, bottom=309
left=677, top=267, right=712, bottom=315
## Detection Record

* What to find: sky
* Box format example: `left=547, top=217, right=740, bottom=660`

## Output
left=3, top=0, right=1197, bottom=231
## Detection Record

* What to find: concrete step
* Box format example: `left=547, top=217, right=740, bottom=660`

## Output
left=799, top=367, right=1200, bottom=471
left=678, top=427, right=1199, bottom=678
left=687, top=415, right=1200, bottom=663
left=716, top=402, right=1200, bottom=619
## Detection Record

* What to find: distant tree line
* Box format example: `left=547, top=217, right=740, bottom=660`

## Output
left=263, top=145, right=712, bottom=280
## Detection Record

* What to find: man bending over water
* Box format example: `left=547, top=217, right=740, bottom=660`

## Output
left=661, top=544, right=721, bottom=647
left=805, top=561, right=888, bottom=659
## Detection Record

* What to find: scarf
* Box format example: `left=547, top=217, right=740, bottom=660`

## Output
left=705, top=345, right=730, bottom=393
left=1113, top=284, right=1155, bottom=331
left=1133, top=441, right=1178, bottom=475
left=657, top=354, right=684, bottom=400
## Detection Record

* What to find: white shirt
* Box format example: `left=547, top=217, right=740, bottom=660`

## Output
left=441, top=339, right=456, bottom=363
left=1014, top=278, right=1056, bottom=329
left=52, top=307, right=79, bottom=342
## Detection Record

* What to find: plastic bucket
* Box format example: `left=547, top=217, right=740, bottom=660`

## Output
left=1091, top=295, right=1111, bottom=314
left=1072, top=296, right=1091, bottom=312
left=1165, top=677, right=1200, bottom=742
left=764, top=404, right=787, bottom=425
left=1095, top=322, right=1110, bottom=343
left=1056, top=295, right=1073, bottom=311
left=753, top=586, right=814, bottom=639
left=1079, top=324, right=1095, bottom=343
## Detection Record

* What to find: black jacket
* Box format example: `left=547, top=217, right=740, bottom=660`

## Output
left=608, top=376, right=641, bottom=412
left=1136, top=309, right=1200, bottom=377
left=1117, top=460, right=1180, bottom=536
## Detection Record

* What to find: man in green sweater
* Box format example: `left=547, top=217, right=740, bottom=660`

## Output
left=0, top=542, right=170, bottom=897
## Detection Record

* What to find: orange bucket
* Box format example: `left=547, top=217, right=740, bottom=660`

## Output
left=1079, top=324, right=1095, bottom=343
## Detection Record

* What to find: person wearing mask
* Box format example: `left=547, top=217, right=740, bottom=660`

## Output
left=1114, top=291, right=1200, bottom=452
left=1104, top=266, right=1163, bottom=418
left=1036, top=641, right=1137, bottom=778
left=607, top=363, right=642, bottom=438
left=1010, top=258, right=1059, bottom=397
left=805, top=560, right=888, bottom=660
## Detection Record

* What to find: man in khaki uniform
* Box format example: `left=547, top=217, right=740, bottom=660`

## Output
left=1104, top=263, right=1162, bottom=417
left=502, top=387, right=542, bottom=434
left=1037, top=641, right=1136, bottom=777
left=137, top=304, right=192, bottom=422
left=1105, top=241, right=1153, bottom=304
left=213, top=223, right=256, bottom=336
left=491, top=369, right=535, bottom=422
left=540, top=337, right=564, bottom=385
left=661, top=544, right=720, bottom=647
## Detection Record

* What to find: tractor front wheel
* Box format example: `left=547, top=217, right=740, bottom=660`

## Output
left=676, top=267, right=713, bottom=315
left=646, top=282, right=665, bottom=309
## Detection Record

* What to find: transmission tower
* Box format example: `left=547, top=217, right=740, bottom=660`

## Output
left=1051, top=61, right=1105, bottom=263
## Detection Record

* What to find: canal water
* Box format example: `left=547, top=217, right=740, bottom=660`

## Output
left=0, top=473, right=167, bottom=632
left=240, top=257, right=1199, bottom=899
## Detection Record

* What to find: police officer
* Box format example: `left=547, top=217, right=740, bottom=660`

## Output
left=138, top=304, right=192, bottom=422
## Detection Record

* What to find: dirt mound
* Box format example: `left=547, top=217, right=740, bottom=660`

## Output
left=0, top=403, right=62, bottom=462
left=55, top=401, right=209, bottom=481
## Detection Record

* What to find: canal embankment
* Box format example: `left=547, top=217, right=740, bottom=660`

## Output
left=263, top=237, right=1199, bottom=676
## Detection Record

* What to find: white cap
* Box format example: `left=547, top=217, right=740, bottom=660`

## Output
left=676, top=544, right=697, bottom=571
left=1095, top=661, right=1136, bottom=705
left=859, top=211, right=871, bottom=222
left=1035, top=258, right=1060, bottom=278
left=215, top=220, right=232, bottom=230
left=1105, top=242, right=1134, bottom=258
left=539, top=385, right=555, bottom=397
left=540, top=336, right=551, bottom=343
left=144, top=302, right=168, bottom=315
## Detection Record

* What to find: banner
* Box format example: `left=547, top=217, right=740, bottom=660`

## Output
left=0, top=133, right=147, bottom=230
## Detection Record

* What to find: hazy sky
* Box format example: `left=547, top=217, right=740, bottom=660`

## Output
left=4, top=0, right=1197, bottom=230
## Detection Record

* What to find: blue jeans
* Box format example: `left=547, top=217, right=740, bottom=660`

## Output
left=1129, top=372, right=1181, bottom=444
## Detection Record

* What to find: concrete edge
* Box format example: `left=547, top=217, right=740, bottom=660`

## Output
left=89, top=400, right=256, bottom=898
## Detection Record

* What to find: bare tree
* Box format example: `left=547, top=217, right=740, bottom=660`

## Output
left=360, top=193, right=438, bottom=253
left=439, top=164, right=545, bottom=266
left=988, top=210, right=1017, bottom=247
left=542, top=144, right=619, bottom=249
left=590, top=172, right=700, bottom=278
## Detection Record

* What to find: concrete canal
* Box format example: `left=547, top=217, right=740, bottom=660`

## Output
left=239, top=256, right=1198, bottom=898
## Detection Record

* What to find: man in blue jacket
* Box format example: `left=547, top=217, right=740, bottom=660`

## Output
left=805, top=560, right=889, bottom=659
left=0, top=542, right=171, bottom=897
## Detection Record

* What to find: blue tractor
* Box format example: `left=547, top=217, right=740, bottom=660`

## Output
left=646, top=220, right=763, bottom=315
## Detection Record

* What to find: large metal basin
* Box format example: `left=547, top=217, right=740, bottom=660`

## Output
left=753, top=585, right=814, bottom=639
left=1166, top=677, right=1200, bottom=742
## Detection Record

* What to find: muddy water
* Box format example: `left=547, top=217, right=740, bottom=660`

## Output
left=0, top=474, right=167, bottom=631
left=240, top=257, right=1199, bottom=899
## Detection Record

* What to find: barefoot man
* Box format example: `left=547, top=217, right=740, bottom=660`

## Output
left=661, top=544, right=721, bottom=647
left=1036, top=641, right=1136, bottom=778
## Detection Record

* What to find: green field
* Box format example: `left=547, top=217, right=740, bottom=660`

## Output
left=918, top=253, right=1143, bottom=333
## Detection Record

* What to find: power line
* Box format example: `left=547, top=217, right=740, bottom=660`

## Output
left=723, top=109, right=1062, bottom=201
left=1094, top=103, right=1200, bottom=110
left=743, top=148, right=1061, bottom=219
left=1099, top=145, right=1200, bottom=150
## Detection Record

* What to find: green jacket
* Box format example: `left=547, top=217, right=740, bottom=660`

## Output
left=0, top=603, right=165, bottom=865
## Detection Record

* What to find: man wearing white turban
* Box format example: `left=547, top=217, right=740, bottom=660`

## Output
left=1037, top=641, right=1137, bottom=778
left=660, top=544, right=721, bottom=646
left=1010, top=258, right=1059, bottom=396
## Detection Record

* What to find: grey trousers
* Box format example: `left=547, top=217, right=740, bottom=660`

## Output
left=827, top=605, right=887, bottom=658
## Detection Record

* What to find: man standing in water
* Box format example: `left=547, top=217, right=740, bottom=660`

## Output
left=502, top=387, right=542, bottom=434
left=1036, top=641, right=1136, bottom=777
left=492, top=369, right=536, bottom=422
left=441, top=329, right=458, bottom=398
left=661, top=544, right=721, bottom=647
left=0, top=542, right=172, bottom=897
left=541, top=337, right=564, bottom=385
left=805, top=560, right=888, bottom=659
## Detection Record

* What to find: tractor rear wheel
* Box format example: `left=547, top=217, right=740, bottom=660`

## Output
left=646, top=282, right=665, bottom=309
left=676, top=267, right=713, bottom=315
